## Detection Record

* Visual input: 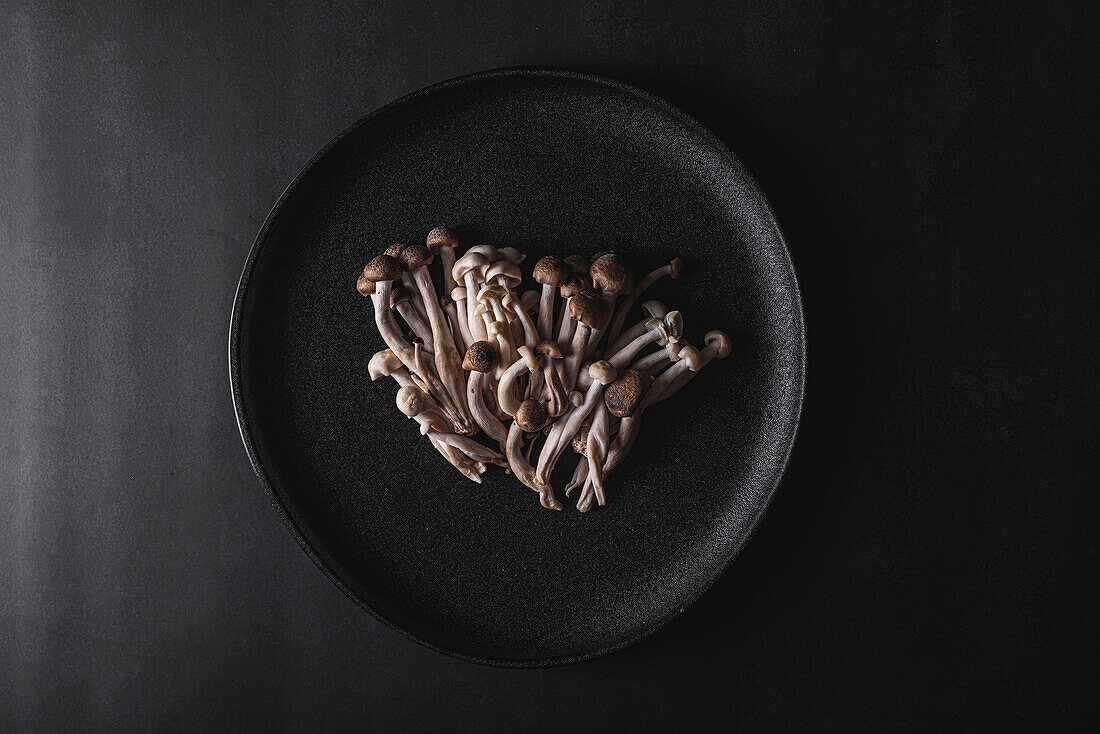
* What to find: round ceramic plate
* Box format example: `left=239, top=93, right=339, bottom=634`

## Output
left=230, top=68, right=804, bottom=667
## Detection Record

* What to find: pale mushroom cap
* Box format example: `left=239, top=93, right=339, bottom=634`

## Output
left=515, top=399, right=548, bottom=433
left=641, top=300, right=668, bottom=319
left=450, top=286, right=468, bottom=302
left=678, top=345, right=702, bottom=371
left=590, top=253, right=634, bottom=294
left=604, top=370, right=651, bottom=417
left=669, top=256, right=684, bottom=279
left=476, top=283, right=507, bottom=303
left=486, top=260, right=522, bottom=289
left=368, top=349, right=401, bottom=380
left=451, top=252, right=489, bottom=282
left=398, top=244, right=433, bottom=271
left=664, top=311, right=683, bottom=342
left=425, top=226, right=458, bottom=251
left=466, top=244, right=500, bottom=261
left=569, top=289, right=611, bottom=329
left=497, top=246, right=525, bottom=264
left=462, top=340, right=500, bottom=372
left=396, top=385, right=431, bottom=417
left=588, top=360, right=617, bottom=384
left=519, top=289, right=540, bottom=312
left=705, top=330, right=732, bottom=358
left=362, top=254, right=401, bottom=282
left=535, top=340, right=563, bottom=359
left=532, top=255, right=570, bottom=287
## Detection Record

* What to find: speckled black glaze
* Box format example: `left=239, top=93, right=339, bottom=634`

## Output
left=229, top=68, right=805, bottom=667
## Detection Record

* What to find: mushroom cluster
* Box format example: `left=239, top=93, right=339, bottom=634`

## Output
left=357, top=227, right=730, bottom=511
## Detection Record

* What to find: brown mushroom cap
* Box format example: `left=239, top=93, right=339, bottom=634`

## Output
left=462, top=340, right=500, bottom=372
left=425, top=226, right=458, bottom=252
left=604, top=370, right=652, bottom=417
left=532, top=256, right=570, bottom=287
left=362, top=254, right=401, bottom=282
left=388, top=284, right=411, bottom=308
left=564, top=254, right=590, bottom=273
left=669, top=256, right=684, bottom=279
left=398, top=244, right=433, bottom=271
left=535, top=340, right=563, bottom=359
left=559, top=272, right=594, bottom=299
left=590, top=253, right=634, bottom=294
left=514, top=399, right=549, bottom=433
left=356, top=273, right=376, bottom=297
left=569, top=290, right=612, bottom=329
left=384, top=243, right=409, bottom=258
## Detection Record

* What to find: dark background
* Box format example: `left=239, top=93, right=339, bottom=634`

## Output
left=1, top=1, right=1096, bottom=731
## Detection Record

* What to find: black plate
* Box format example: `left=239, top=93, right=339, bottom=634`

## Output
left=230, top=68, right=805, bottom=667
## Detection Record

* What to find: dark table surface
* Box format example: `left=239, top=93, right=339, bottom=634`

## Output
left=2, top=1, right=1096, bottom=731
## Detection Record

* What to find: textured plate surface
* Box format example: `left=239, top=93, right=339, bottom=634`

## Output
left=230, top=68, right=804, bottom=666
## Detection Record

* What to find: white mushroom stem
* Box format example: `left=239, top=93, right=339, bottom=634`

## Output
left=583, top=403, right=613, bottom=508
left=542, top=356, right=568, bottom=416
left=506, top=422, right=560, bottom=510
left=562, top=323, right=592, bottom=393
left=503, top=292, right=539, bottom=351
left=495, top=346, right=538, bottom=417
left=440, top=298, right=465, bottom=353
left=395, top=300, right=434, bottom=352
left=438, top=245, right=458, bottom=294
left=606, top=300, right=669, bottom=356
left=399, top=271, right=430, bottom=323
left=605, top=316, right=676, bottom=369
left=408, top=266, right=475, bottom=434
left=434, top=436, right=484, bottom=483
left=556, top=296, right=577, bottom=351
left=467, top=371, right=508, bottom=450
left=565, top=456, right=588, bottom=496
left=479, top=287, right=518, bottom=367
left=537, top=284, right=556, bottom=340
left=448, top=287, right=476, bottom=349
left=606, top=258, right=682, bottom=344
left=630, top=340, right=684, bottom=374
left=460, top=269, right=487, bottom=341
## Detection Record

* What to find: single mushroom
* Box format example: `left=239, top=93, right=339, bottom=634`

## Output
left=578, top=369, right=651, bottom=509
left=562, top=290, right=611, bottom=392
left=505, top=407, right=560, bottom=510
left=605, top=257, right=683, bottom=344
left=606, top=299, right=670, bottom=355
left=586, top=253, right=634, bottom=358
left=477, top=284, right=517, bottom=368
left=554, top=271, right=593, bottom=347
left=534, top=340, right=567, bottom=413
left=462, top=341, right=508, bottom=450
left=426, top=226, right=459, bottom=294
left=399, top=244, right=476, bottom=435
left=389, top=284, right=434, bottom=351
left=532, top=256, right=570, bottom=340
left=536, top=360, right=617, bottom=486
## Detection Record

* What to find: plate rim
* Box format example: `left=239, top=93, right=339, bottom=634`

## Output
left=228, top=65, right=806, bottom=668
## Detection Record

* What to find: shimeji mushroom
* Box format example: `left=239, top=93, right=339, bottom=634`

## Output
left=448, top=286, right=477, bottom=349
left=605, top=257, right=683, bottom=345
left=532, top=256, right=570, bottom=340
left=505, top=400, right=560, bottom=510
left=389, top=284, right=434, bottom=351
left=606, top=300, right=671, bottom=356
left=396, top=385, right=506, bottom=466
left=495, top=345, right=539, bottom=417
left=586, top=254, right=634, bottom=357
left=384, top=243, right=430, bottom=323
left=631, top=339, right=686, bottom=375
left=463, top=341, right=508, bottom=450
left=477, top=284, right=517, bottom=369
left=602, top=330, right=731, bottom=481
left=438, top=291, right=466, bottom=353
left=554, top=271, right=593, bottom=353
left=398, top=245, right=476, bottom=435
left=426, top=227, right=460, bottom=294
left=369, top=349, right=483, bottom=482
left=561, top=290, right=611, bottom=392
left=535, top=340, right=568, bottom=415
left=535, top=360, right=618, bottom=487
